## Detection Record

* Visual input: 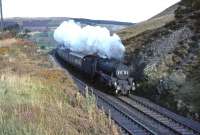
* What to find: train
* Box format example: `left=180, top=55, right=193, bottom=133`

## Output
left=55, top=46, right=135, bottom=95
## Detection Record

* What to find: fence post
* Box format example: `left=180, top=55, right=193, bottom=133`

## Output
left=0, top=0, right=4, bottom=32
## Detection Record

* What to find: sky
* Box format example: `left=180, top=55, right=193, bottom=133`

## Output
left=2, top=0, right=180, bottom=23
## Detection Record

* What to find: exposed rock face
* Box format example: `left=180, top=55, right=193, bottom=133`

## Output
left=123, top=0, right=200, bottom=121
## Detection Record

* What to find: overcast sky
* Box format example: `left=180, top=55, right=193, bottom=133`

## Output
left=3, top=0, right=180, bottom=23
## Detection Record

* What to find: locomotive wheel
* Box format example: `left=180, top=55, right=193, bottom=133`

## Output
left=115, top=89, right=119, bottom=95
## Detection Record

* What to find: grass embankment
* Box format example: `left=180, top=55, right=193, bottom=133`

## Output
left=0, top=37, right=119, bottom=135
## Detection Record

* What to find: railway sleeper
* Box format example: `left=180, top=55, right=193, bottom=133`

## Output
left=134, top=133, right=150, bottom=135
left=172, top=127, right=194, bottom=134
left=178, top=130, right=196, bottom=135
left=157, top=118, right=170, bottom=123
left=151, top=114, right=163, bottom=119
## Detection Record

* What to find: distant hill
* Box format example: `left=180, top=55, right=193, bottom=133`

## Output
left=5, top=17, right=134, bottom=32
left=70, top=18, right=134, bottom=26
left=6, top=17, right=133, bottom=26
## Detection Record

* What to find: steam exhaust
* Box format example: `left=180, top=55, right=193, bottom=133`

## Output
left=54, top=20, right=125, bottom=60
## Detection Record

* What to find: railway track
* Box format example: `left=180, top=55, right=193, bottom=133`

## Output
left=51, top=52, right=155, bottom=135
left=127, top=95, right=200, bottom=134
left=73, top=76, right=200, bottom=135
left=73, top=77, right=156, bottom=135
left=51, top=52, right=200, bottom=135
left=118, top=96, right=200, bottom=135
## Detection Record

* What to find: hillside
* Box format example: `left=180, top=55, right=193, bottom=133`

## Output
left=118, top=0, right=200, bottom=121
left=5, top=17, right=133, bottom=32
left=117, top=3, right=179, bottom=41
left=0, top=36, right=119, bottom=135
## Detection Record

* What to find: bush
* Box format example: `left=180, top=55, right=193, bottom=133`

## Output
left=3, top=23, right=20, bottom=37
left=181, top=0, right=200, bottom=9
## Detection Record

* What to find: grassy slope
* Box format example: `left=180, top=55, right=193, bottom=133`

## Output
left=117, top=3, right=178, bottom=41
left=0, top=37, right=119, bottom=135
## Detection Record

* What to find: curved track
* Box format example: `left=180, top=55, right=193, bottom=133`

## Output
left=74, top=77, right=156, bottom=135
left=126, top=95, right=200, bottom=135
left=51, top=52, right=155, bottom=135
left=51, top=51, right=200, bottom=135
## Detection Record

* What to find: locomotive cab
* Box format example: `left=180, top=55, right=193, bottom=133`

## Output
left=82, top=55, right=97, bottom=78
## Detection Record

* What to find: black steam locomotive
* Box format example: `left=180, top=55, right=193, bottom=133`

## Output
left=56, top=46, right=135, bottom=95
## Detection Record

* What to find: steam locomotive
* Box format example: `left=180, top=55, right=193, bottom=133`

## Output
left=56, top=46, right=135, bottom=95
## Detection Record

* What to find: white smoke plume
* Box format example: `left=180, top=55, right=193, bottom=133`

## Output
left=54, top=20, right=125, bottom=60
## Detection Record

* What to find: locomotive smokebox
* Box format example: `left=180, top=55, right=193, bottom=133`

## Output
left=116, top=64, right=130, bottom=80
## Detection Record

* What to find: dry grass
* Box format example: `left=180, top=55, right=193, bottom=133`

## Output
left=0, top=38, right=120, bottom=135
left=0, top=32, right=14, bottom=40
left=0, top=38, right=17, bottom=47
left=117, top=14, right=175, bottom=41
left=0, top=73, right=118, bottom=135
left=117, top=4, right=179, bottom=42
left=0, top=47, right=10, bottom=55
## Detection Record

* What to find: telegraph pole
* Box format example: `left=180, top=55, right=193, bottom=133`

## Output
left=0, top=0, right=4, bottom=32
